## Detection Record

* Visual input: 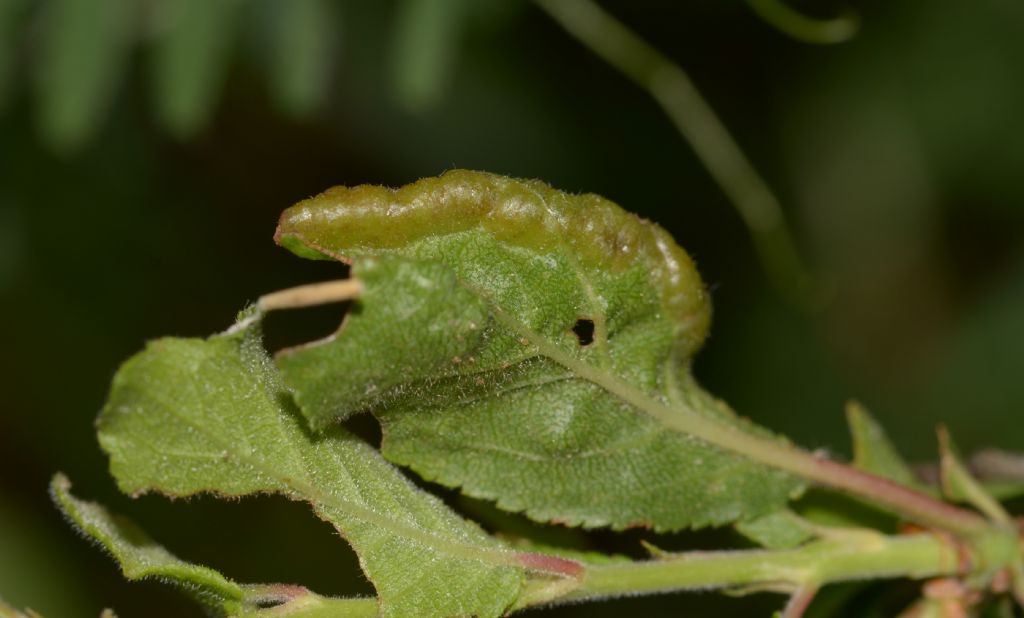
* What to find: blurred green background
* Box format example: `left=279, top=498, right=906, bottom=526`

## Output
left=2, top=0, right=1023, bottom=615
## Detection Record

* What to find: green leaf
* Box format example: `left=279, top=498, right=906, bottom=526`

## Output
left=275, top=258, right=488, bottom=424
left=268, top=0, right=336, bottom=117
left=97, top=314, right=530, bottom=618
left=735, top=509, right=815, bottom=549
left=845, top=401, right=918, bottom=486
left=51, top=474, right=380, bottom=617
left=937, top=426, right=1011, bottom=525
left=150, top=0, right=240, bottom=138
left=274, top=170, right=804, bottom=531
left=50, top=473, right=246, bottom=614
left=34, top=0, right=132, bottom=152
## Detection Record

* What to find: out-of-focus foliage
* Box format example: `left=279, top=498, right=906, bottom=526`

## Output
left=1, top=0, right=1023, bottom=616
left=0, top=0, right=488, bottom=150
left=149, top=0, right=242, bottom=139
left=2, top=0, right=344, bottom=150
left=390, top=0, right=466, bottom=112
left=267, top=0, right=338, bottom=118
left=33, top=0, right=132, bottom=151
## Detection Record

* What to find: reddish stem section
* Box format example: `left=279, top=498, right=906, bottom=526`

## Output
left=805, top=458, right=988, bottom=536
left=782, top=583, right=818, bottom=618
left=517, top=552, right=586, bottom=579
left=247, top=584, right=310, bottom=604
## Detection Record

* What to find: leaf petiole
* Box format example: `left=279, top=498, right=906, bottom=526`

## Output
left=258, top=278, right=364, bottom=311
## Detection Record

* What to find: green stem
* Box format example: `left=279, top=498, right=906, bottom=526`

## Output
left=782, top=582, right=819, bottom=618
left=517, top=533, right=960, bottom=611
left=745, top=0, right=859, bottom=45
left=938, top=425, right=1013, bottom=525
left=534, top=0, right=819, bottom=305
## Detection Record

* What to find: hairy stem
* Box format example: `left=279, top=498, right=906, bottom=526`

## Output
left=517, top=532, right=961, bottom=611
left=535, top=0, right=818, bottom=305
left=793, top=458, right=989, bottom=537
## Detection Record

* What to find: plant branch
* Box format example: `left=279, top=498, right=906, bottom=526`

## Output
left=535, top=0, right=819, bottom=305
left=516, top=532, right=962, bottom=612
left=782, top=582, right=820, bottom=618
left=746, top=0, right=859, bottom=45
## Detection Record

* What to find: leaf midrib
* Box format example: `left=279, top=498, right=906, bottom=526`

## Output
left=472, top=287, right=807, bottom=481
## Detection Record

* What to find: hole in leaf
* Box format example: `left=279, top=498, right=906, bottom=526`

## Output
left=572, top=318, right=595, bottom=346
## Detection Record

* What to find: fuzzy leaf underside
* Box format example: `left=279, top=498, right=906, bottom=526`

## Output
left=275, top=170, right=804, bottom=531
left=96, top=317, right=524, bottom=618
left=50, top=473, right=246, bottom=614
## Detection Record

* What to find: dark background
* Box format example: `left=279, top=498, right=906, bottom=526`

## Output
left=2, top=0, right=1023, bottom=615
